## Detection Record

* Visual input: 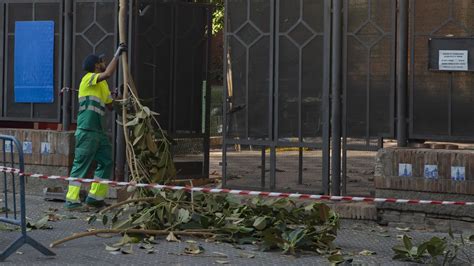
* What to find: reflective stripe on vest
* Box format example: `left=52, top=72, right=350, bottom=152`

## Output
left=79, top=96, right=105, bottom=108
left=79, top=105, right=105, bottom=116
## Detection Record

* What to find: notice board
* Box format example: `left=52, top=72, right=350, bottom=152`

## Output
left=14, top=21, right=54, bottom=103
left=428, top=38, right=474, bottom=72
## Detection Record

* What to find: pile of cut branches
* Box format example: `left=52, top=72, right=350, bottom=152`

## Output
left=54, top=190, right=339, bottom=256
left=117, top=82, right=176, bottom=186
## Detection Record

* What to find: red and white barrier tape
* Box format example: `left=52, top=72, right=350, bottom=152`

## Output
left=1, top=166, right=473, bottom=206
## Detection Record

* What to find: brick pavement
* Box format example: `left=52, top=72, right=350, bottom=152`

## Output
left=1, top=195, right=472, bottom=265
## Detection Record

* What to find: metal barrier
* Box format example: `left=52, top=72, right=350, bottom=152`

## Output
left=0, top=135, right=55, bottom=261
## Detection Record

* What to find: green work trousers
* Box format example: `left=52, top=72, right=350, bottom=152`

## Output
left=66, top=129, right=112, bottom=203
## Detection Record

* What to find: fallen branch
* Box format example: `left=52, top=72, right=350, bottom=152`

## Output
left=99, top=197, right=158, bottom=215
left=50, top=229, right=217, bottom=248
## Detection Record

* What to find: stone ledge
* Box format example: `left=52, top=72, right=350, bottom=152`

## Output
left=375, top=189, right=474, bottom=219
left=375, top=176, right=474, bottom=195
left=327, top=202, right=378, bottom=221
left=0, top=128, right=74, bottom=167
left=378, top=209, right=474, bottom=233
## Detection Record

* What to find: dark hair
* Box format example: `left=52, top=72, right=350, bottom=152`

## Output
left=82, top=54, right=100, bottom=72
left=82, top=53, right=105, bottom=72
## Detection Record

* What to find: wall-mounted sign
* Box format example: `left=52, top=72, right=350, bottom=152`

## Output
left=439, top=50, right=468, bottom=71
left=14, top=21, right=55, bottom=103
left=428, top=38, right=474, bottom=72
left=424, top=165, right=438, bottom=179
left=451, top=166, right=465, bottom=181
left=23, top=141, right=32, bottom=154
left=398, top=163, right=412, bottom=177
left=4, top=141, right=12, bottom=153
left=41, top=142, right=51, bottom=154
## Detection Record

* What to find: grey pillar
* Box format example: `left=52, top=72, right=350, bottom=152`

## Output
left=61, top=0, right=73, bottom=131
left=321, top=0, right=331, bottom=195
left=331, top=0, right=343, bottom=196
left=397, top=0, right=409, bottom=147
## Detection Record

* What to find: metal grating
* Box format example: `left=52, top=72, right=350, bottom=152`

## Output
left=225, top=0, right=273, bottom=140
left=277, top=0, right=327, bottom=143
left=133, top=1, right=212, bottom=136
left=223, top=0, right=331, bottom=193
left=173, top=3, right=212, bottom=135
left=409, top=0, right=474, bottom=141
left=343, top=0, right=396, bottom=140
left=133, top=0, right=173, bottom=131
left=0, top=0, right=62, bottom=122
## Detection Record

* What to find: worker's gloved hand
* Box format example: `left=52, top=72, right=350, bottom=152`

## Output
left=114, top=43, right=128, bottom=58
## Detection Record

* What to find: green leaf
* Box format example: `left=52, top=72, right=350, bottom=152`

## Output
left=137, top=110, right=147, bottom=119
left=143, top=106, right=151, bottom=116
left=105, top=244, right=120, bottom=251
left=146, top=133, right=158, bottom=153
left=125, top=117, right=139, bottom=126
left=392, top=245, right=408, bottom=254
left=425, top=237, right=446, bottom=257
left=114, top=234, right=135, bottom=247
left=27, top=216, right=51, bottom=230
left=327, top=254, right=345, bottom=264
left=253, top=217, right=267, bottom=230
left=139, top=243, right=155, bottom=250
left=121, top=245, right=133, bottom=255
left=403, top=235, right=413, bottom=250
left=133, top=122, right=145, bottom=138
left=396, top=227, right=410, bottom=232
left=132, top=211, right=152, bottom=225
left=112, top=217, right=133, bottom=230
left=409, top=246, right=418, bottom=256
left=102, top=215, right=108, bottom=226
left=88, top=215, right=97, bottom=225
left=177, top=209, right=191, bottom=224
left=184, top=243, right=204, bottom=254
left=35, top=216, right=49, bottom=229
left=288, top=228, right=305, bottom=243
left=417, top=242, right=429, bottom=256
left=359, top=249, right=376, bottom=256
left=239, top=252, right=255, bottom=259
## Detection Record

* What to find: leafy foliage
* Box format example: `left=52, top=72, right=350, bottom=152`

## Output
left=117, top=86, right=176, bottom=188
left=194, top=0, right=224, bottom=35
left=90, top=190, right=340, bottom=255
left=393, top=229, right=473, bottom=265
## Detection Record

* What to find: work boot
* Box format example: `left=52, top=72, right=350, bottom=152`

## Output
left=85, top=197, right=107, bottom=209
left=64, top=201, right=83, bottom=211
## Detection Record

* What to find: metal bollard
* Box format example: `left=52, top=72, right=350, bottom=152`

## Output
left=0, top=135, right=55, bottom=261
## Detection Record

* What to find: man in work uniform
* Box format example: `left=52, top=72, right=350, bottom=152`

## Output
left=65, top=44, right=127, bottom=210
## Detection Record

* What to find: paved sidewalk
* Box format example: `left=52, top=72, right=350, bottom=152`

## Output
left=0, top=195, right=472, bottom=265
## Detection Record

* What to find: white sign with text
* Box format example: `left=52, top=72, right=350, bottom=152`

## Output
left=439, top=50, right=468, bottom=71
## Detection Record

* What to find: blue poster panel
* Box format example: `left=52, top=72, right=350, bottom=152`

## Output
left=14, top=21, right=54, bottom=103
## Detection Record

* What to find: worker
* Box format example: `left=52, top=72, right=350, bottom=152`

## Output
left=65, top=43, right=127, bottom=210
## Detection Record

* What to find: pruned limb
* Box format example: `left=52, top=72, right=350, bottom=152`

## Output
left=50, top=229, right=217, bottom=248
